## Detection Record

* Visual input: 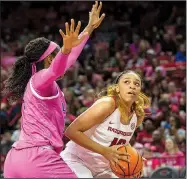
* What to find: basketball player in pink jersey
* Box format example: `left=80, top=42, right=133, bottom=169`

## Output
left=3, top=2, right=105, bottom=177
left=61, top=70, right=150, bottom=178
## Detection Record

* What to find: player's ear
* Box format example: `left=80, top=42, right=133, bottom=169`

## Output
left=115, top=85, right=119, bottom=93
left=44, top=55, right=53, bottom=68
left=47, top=55, right=53, bottom=64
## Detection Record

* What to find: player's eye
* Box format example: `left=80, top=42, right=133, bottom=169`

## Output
left=135, top=83, right=140, bottom=87
left=124, top=81, right=130, bottom=84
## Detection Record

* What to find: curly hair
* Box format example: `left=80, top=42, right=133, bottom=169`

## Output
left=3, top=37, right=51, bottom=103
left=97, top=70, right=151, bottom=127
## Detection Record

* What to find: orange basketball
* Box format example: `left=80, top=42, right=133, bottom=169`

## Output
left=110, top=144, right=143, bottom=178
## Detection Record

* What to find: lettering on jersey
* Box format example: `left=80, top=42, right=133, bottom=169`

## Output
left=110, top=137, right=126, bottom=146
left=108, top=126, right=132, bottom=137
left=131, top=122, right=135, bottom=130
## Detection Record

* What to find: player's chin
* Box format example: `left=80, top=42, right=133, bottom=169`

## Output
left=123, top=95, right=137, bottom=103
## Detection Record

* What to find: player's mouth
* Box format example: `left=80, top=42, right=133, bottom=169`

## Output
left=127, top=91, right=136, bottom=96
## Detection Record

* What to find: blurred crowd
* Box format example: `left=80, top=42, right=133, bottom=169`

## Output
left=1, top=1, right=186, bottom=177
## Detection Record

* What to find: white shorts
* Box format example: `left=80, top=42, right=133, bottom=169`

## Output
left=60, top=150, right=118, bottom=178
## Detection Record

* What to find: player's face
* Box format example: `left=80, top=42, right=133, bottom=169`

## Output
left=116, top=72, right=141, bottom=105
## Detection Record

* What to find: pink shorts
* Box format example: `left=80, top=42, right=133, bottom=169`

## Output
left=4, top=146, right=77, bottom=178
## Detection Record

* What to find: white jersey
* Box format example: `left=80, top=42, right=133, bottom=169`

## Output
left=62, top=108, right=137, bottom=174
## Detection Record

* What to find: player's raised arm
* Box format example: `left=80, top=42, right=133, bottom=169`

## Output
left=82, top=1, right=105, bottom=36
left=32, top=20, right=88, bottom=92
left=64, top=1, right=105, bottom=71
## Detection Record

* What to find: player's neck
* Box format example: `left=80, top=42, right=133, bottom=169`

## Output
left=117, top=96, right=133, bottom=113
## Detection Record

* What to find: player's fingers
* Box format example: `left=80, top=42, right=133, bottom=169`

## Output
left=94, top=13, right=105, bottom=28
left=110, top=161, right=116, bottom=168
left=65, top=22, right=70, bottom=35
left=117, top=151, right=130, bottom=157
left=73, top=32, right=88, bottom=46
left=91, top=4, right=95, bottom=12
left=95, top=1, right=98, bottom=9
left=97, top=1, right=102, bottom=14
left=114, top=144, right=124, bottom=149
left=118, top=156, right=130, bottom=163
left=75, top=21, right=81, bottom=34
left=70, top=19, right=75, bottom=33
left=113, top=157, right=119, bottom=164
left=59, top=29, right=65, bottom=38
left=142, top=157, right=147, bottom=161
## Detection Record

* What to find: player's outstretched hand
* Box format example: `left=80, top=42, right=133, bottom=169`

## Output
left=88, top=1, right=105, bottom=29
left=59, top=19, right=88, bottom=54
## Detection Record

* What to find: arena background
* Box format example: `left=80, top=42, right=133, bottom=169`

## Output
left=1, top=1, right=186, bottom=178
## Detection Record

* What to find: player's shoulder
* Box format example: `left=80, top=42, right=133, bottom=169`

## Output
left=93, top=96, right=116, bottom=112
left=94, top=96, right=115, bottom=107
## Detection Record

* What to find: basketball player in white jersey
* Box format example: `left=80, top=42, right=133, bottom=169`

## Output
left=60, top=70, right=150, bottom=178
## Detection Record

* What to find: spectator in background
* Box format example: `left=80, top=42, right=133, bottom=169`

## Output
left=142, top=143, right=160, bottom=177
left=85, top=66, right=103, bottom=87
left=150, top=129, right=165, bottom=154
left=137, top=118, right=155, bottom=145
left=126, top=53, right=144, bottom=69
left=165, top=115, right=186, bottom=139
left=176, top=129, right=186, bottom=155
left=154, top=99, right=170, bottom=128
left=130, top=132, right=143, bottom=155
left=1, top=131, right=14, bottom=155
left=160, top=79, right=169, bottom=93
left=161, top=33, right=177, bottom=54
left=161, top=137, right=185, bottom=170
left=129, top=34, right=140, bottom=55
left=168, top=81, right=182, bottom=106
left=73, top=75, right=92, bottom=95
left=175, top=43, right=186, bottom=62
left=10, top=118, right=21, bottom=142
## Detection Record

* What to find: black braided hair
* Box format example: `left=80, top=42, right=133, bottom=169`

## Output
left=3, top=37, right=50, bottom=103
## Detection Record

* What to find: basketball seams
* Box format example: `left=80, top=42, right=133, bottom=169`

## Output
left=111, top=145, right=143, bottom=178
left=124, top=145, right=130, bottom=176
left=117, top=163, right=126, bottom=176
left=114, top=169, right=143, bottom=178
left=132, top=149, right=139, bottom=175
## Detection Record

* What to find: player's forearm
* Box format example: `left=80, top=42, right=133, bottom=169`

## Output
left=65, top=34, right=89, bottom=71
left=65, top=129, right=107, bottom=156
left=82, top=24, right=94, bottom=36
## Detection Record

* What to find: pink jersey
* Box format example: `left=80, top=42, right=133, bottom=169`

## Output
left=12, top=35, right=89, bottom=154
left=12, top=78, right=66, bottom=154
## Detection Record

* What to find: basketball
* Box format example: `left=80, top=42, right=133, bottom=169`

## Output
left=110, top=144, right=143, bottom=178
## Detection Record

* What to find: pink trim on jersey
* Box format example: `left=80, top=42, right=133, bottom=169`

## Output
left=32, top=42, right=58, bottom=75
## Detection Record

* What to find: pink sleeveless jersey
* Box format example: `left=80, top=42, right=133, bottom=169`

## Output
left=12, top=77, right=66, bottom=154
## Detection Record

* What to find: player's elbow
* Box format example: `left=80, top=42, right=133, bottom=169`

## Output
left=64, top=127, right=72, bottom=139
left=65, top=123, right=84, bottom=142
left=64, top=125, right=77, bottom=140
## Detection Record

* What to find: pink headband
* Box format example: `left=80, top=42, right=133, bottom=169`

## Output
left=32, top=41, right=58, bottom=75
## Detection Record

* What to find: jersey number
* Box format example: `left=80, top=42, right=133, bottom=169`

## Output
left=110, top=137, right=126, bottom=146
